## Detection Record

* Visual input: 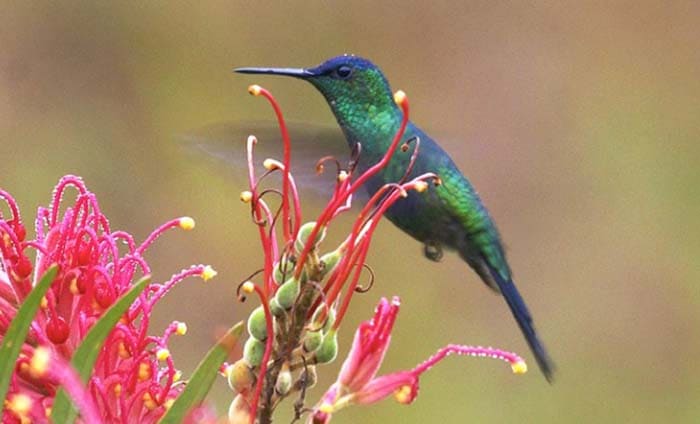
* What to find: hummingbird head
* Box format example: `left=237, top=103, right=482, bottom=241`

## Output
left=236, top=55, right=400, bottom=134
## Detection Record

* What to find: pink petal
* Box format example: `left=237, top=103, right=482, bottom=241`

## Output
left=353, top=371, right=418, bottom=405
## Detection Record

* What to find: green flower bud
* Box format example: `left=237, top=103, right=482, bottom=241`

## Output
left=243, top=337, right=265, bottom=367
left=275, top=362, right=293, bottom=396
left=320, top=249, right=343, bottom=277
left=310, top=305, right=336, bottom=334
left=273, top=255, right=295, bottom=284
left=269, top=297, right=284, bottom=318
left=295, top=221, right=327, bottom=253
left=227, top=359, right=255, bottom=394
left=303, top=329, right=323, bottom=353
left=276, top=277, right=300, bottom=309
left=323, top=307, right=336, bottom=334
left=314, top=330, right=338, bottom=364
left=247, top=305, right=268, bottom=341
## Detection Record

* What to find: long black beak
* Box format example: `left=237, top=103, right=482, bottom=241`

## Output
left=234, top=67, right=315, bottom=79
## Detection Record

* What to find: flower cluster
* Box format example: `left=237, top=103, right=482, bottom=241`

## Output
left=310, top=297, right=527, bottom=423
left=226, top=85, right=526, bottom=424
left=0, top=176, right=215, bottom=422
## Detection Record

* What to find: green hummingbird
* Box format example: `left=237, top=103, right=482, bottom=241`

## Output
left=236, top=54, right=555, bottom=382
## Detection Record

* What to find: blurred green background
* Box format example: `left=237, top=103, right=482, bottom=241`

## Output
left=2, top=2, right=699, bottom=422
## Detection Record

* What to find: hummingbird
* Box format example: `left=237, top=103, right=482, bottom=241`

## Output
left=235, top=54, right=555, bottom=382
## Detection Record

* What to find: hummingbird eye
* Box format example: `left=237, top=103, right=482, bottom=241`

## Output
left=335, top=65, right=353, bottom=79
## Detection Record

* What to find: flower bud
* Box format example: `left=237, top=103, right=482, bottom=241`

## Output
left=228, top=394, right=252, bottom=424
left=314, top=330, right=338, bottom=364
left=46, top=316, right=69, bottom=344
left=273, top=255, right=295, bottom=284
left=320, top=249, right=343, bottom=277
left=299, top=364, right=317, bottom=389
left=303, top=329, right=323, bottom=353
left=227, top=359, right=256, bottom=394
left=269, top=297, right=284, bottom=317
left=323, top=307, right=336, bottom=334
left=295, top=221, right=327, bottom=253
left=310, top=305, right=336, bottom=334
left=276, top=277, right=300, bottom=309
left=275, top=362, right=293, bottom=396
left=247, top=305, right=268, bottom=341
left=243, top=337, right=265, bottom=367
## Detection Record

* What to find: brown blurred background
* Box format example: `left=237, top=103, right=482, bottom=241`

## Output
left=2, top=2, right=699, bottom=422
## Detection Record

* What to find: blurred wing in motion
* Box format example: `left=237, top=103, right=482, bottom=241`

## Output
left=179, top=121, right=367, bottom=204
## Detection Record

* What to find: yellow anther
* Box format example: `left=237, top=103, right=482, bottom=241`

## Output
left=114, top=384, right=122, bottom=396
left=248, top=84, right=262, bottom=96
left=29, top=346, right=51, bottom=378
left=173, top=370, right=182, bottom=382
left=240, top=191, right=253, bottom=203
left=414, top=181, right=428, bottom=192
left=263, top=158, right=278, bottom=170
left=318, top=402, right=334, bottom=414
left=511, top=360, right=528, bottom=374
left=394, top=385, right=413, bottom=404
left=156, top=348, right=171, bottom=361
left=8, top=394, right=31, bottom=416
left=201, top=265, right=217, bottom=282
left=118, top=342, right=130, bottom=359
left=241, top=281, right=255, bottom=294
left=164, top=398, right=175, bottom=410
left=69, top=278, right=80, bottom=295
left=142, top=392, right=157, bottom=410
left=176, top=322, right=188, bottom=336
left=138, top=362, right=151, bottom=381
left=40, top=296, right=48, bottom=309
left=337, top=170, right=348, bottom=182
left=393, top=90, right=406, bottom=105
left=178, top=217, right=195, bottom=231
left=45, top=406, right=52, bottom=417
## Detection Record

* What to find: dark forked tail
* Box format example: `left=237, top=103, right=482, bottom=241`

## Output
left=486, top=264, right=555, bottom=382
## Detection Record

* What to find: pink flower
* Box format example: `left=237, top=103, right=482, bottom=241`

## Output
left=310, top=297, right=528, bottom=423
left=0, top=176, right=215, bottom=423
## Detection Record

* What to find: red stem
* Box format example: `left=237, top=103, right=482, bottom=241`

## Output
left=256, top=87, right=294, bottom=243
left=246, top=284, right=274, bottom=424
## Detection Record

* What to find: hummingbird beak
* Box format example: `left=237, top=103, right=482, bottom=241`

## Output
left=234, top=67, right=316, bottom=79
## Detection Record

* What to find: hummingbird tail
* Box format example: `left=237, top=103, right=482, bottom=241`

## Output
left=486, top=264, right=556, bottom=383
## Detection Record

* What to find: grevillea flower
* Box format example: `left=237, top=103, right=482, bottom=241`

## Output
left=227, top=85, right=440, bottom=424
left=309, top=297, right=528, bottom=423
left=0, top=175, right=216, bottom=423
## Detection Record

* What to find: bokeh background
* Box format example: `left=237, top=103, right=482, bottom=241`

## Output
left=2, top=2, right=699, bottom=422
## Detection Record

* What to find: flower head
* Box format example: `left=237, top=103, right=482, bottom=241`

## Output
left=310, top=297, right=527, bottom=423
left=0, top=176, right=214, bottom=422
left=228, top=85, right=441, bottom=424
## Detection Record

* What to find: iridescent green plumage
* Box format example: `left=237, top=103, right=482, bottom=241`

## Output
left=236, top=55, right=554, bottom=381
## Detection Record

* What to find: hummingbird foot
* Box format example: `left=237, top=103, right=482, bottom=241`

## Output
left=423, top=241, right=443, bottom=262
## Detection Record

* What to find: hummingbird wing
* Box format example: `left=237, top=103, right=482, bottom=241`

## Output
left=179, top=121, right=368, bottom=205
